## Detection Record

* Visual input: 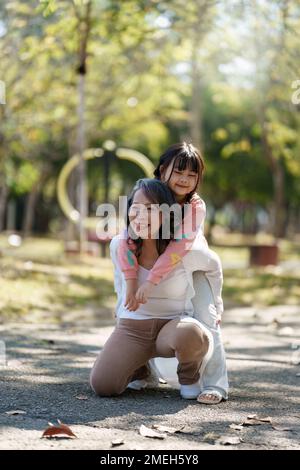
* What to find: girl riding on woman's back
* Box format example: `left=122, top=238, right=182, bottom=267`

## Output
left=118, top=141, right=223, bottom=324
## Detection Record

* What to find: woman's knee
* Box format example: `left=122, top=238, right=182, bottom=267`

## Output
left=90, top=369, right=125, bottom=397
left=174, top=324, right=209, bottom=358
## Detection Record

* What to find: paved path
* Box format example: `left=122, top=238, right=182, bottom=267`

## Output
left=0, top=306, right=299, bottom=450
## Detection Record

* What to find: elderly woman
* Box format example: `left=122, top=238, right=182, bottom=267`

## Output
left=90, top=179, right=228, bottom=402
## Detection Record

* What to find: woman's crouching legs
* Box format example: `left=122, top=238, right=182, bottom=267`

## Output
left=90, top=323, right=153, bottom=396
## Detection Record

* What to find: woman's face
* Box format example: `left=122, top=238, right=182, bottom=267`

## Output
left=160, top=161, right=198, bottom=200
left=129, top=189, right=162, bottom=240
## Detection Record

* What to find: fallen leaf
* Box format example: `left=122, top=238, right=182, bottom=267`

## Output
left=152, top=424, right=185, bottom=434
left=111, top=439, right=124, bottom=447
left=5, top=410, right=26, bottom=416
left=217, top=435, right=242, bottom=446
left=41, top=419, right=77, bottom=439
left=250, top=415, right=272, bottom=423
left=242, top=415, right=272, bottom=426
left=75, top=395, right=88, bottom=400
left=139, top=424, right=165, bottom=439
left=229, top=424, right=243, bottom=431
left=272, top=426, right=294, bottom=432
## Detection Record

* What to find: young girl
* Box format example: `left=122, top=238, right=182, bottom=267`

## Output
left=118, top=142, right=223, bottom=325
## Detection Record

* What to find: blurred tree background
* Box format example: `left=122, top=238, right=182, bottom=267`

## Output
left=0, top=0, right=299, bottom=323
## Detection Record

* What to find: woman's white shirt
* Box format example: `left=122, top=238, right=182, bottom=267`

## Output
left=117, top=263, right=191, bottom=320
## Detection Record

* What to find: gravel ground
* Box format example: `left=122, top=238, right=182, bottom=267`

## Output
left=0, top=305, right=299, bottom=450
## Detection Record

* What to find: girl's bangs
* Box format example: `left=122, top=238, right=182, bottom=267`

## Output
left=174, top=152, right=200, bottom=174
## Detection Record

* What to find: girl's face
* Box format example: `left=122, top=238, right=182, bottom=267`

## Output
left=129, top=189, right=162, bottom=240
left=160, top=161, right=198, bottom=201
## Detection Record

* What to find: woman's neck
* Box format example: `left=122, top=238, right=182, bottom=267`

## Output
left=139, top=238, right=159, bottom=270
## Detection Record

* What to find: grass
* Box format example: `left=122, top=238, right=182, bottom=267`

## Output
left=0, top=233, right=299, bottom=323
left=0, top=235, right=116, bottom=323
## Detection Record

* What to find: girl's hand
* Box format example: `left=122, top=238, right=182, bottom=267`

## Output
left=124, top=279, right=140, bottom=312
left=135, top=281, right=155, bottom=304
left=125, top=294, right=140, bottom=311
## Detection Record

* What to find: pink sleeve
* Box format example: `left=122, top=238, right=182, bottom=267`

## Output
left=147, top=195, right=206, bottom=285
left=117, top=229, right=139, bottom=280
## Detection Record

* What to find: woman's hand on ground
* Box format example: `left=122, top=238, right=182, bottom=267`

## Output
left=135, top=281, right=155, bottom=304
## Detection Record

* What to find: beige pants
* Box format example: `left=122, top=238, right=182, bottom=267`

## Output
left=90, top=317, right=209, bottom=396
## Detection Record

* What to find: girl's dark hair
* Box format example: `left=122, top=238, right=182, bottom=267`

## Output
left=153, top=142, right=205, bottom=202
left=126, top=178, right=178, bottom=259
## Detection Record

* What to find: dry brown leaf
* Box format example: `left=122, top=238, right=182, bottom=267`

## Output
left=111, top=439, right=124, bottom=447
left=139, top=424, right=166, bottom=439
left=217, top=435, right=242, bottom=446
left=75, top=395, right=88, bottom=400
left=41, top=419, right=77, bottom=439
left=152, top=424, right=185, bottom=434
left=272, top=425, right=294, bottom=432
left=242, top=415, right=272, bottom=426
left=5, top=410, right=26, bottom=416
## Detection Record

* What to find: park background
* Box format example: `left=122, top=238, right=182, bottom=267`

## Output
left=0, top=0, right=299, bottom=323
left=0, top=0, right=299, bottom=451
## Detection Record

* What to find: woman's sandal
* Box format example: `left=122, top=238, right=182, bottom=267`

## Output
left=197, top=390, right=224, bottom=405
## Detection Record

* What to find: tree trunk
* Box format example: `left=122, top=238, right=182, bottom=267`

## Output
left=261, top=124, right=286, bottom=238
left=74, top=0, right=92, bottom=254
left=22, top=181, right=41, bottom=237
left=66, top=130, right=78, bottom=242
left=77, top=72, right=88, bottom=252
left=0, top=180, right=8, bottom=232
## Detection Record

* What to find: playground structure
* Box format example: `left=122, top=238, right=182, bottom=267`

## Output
left=57, top=141, right=155, bottom=256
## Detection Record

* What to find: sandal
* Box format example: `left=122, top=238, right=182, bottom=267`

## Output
left=197, top=390, right=223, bottom=405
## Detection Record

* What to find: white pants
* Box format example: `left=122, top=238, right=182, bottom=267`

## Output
left=150, top=271, right=229, bottom=399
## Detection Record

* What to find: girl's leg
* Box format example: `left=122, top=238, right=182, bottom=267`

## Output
left=154, top=318, right=209, bottom=385
left=192, top=271, right=229, bottom=400
left=90, top=319, right=155, bottom=396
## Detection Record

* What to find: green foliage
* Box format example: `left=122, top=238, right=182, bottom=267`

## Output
left=0, top=0, right=299, bottom=234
